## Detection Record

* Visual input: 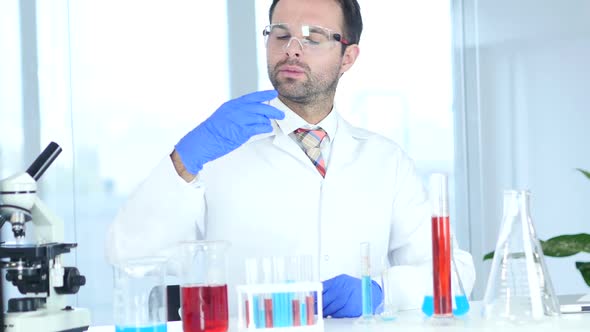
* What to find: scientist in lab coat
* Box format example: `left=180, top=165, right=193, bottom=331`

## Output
left=106, top=0, right=476, bottom=318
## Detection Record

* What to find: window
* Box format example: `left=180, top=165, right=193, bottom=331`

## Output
left=0, top=0, right=24, bottom=177
left=33, top=0, right=229, bottom=324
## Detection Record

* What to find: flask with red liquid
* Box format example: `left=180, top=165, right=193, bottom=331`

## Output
left=180, top=240, right=230, bottom=332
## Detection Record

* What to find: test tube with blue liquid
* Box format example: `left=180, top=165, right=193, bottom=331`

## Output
left=356, top=242, right=376, bottom=324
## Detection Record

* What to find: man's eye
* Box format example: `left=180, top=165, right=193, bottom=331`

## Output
left=275, top=34, right=291, bottom=40
left=303, top=38, right=320, bottom=45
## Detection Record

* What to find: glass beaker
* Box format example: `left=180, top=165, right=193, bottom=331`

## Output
left=482, top=190, right=560, bottom=322
left=180, top=240, right=230, bottom=332
left=113, top=257, right=168, bottom=332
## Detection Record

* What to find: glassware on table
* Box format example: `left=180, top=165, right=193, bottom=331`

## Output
left=377, top=258, right=398, bottom=322
left=421, top=173, right=471, bottom=323
left=355, top=242, right=377, bottom=324
left=113, top=257, right=168, bottom=332
left=179, top=240, right=230, bottom=332
left=237, top=255, right=322, bottom=330
left=426, top=173, right=454, bottom=321
left=482, top=190, right=560, bottom=322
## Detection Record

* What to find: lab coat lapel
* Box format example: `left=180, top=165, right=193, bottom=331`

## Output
left=327, top=116, right=368, bottom=177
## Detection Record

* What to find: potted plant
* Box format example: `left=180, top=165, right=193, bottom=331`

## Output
left=484, top=168, right=590, bottom=287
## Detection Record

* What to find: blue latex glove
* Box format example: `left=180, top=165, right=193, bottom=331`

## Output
left=321, top=274, right=383, bottom=318
left=175, top=90, right=284, bottom=174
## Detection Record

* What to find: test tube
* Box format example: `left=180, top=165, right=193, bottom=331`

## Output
left=356, top=242, right=376, bottom=324
left=245, top=258, right=258, bottom=328
left=286, top=256, right=300, bottom=327
left=429, top=173, right=453, bottom=318
left=272, top=256, right=287, bottom=327
left=301, top=255, right=314, bottom=326
left=262, top=258, right=274, bottom=328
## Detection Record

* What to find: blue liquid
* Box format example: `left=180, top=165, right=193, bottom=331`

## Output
left=300, top=301, right=307, bottom=326
left=453, top=295, right=470, bottom=316
left=115, top=324, right=167, bottom=332
left=361, top=275, right=373, bottom=316
left=421, top=295, right=470, bottom=317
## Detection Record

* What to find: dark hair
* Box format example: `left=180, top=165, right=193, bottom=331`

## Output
left=268, top=0, right=363, bottom=46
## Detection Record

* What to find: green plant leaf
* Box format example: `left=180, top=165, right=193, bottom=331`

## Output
left=483, top=234, right=590, bottom=260
left=577, top=168, right=590, bottom=180
left=542, top=234, right=590, bottom=257
left=575, top=262, right=590, bottom=287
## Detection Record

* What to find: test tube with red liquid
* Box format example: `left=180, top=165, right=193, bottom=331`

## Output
left=429, top=173, right=453, bottom=318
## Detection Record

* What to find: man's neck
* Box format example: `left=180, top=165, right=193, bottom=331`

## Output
left=278, top=95, right=334, bottom=125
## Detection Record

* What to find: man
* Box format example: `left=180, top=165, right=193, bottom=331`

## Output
left=107, top=0, right=475, bottom=318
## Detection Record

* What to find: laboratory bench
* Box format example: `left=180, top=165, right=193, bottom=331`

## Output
left=88, top=302, right=590, bottom=332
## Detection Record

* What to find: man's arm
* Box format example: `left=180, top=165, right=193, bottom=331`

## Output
left=105, top=154, right=206, bottom=264
left=171, top=149, right=196, bottom=183
left=106, top=90, right=284, bottom=264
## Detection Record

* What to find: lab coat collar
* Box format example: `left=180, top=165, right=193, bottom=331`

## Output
left=262, top=97, right=374, bottom=177
left=248, top=96, right=374, bottom=143
left=269, top=97, right=337, bottom=140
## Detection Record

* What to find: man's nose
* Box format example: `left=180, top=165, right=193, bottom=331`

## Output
left=284, top=37, right=304, bottom=57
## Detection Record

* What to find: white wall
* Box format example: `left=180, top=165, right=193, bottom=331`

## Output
left=456, top=0, right=590, bottom=298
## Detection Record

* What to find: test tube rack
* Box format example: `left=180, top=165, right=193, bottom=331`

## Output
left=237, top=282, right=324, bottom=332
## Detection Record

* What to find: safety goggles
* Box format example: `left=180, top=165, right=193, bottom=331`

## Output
left=263, top=23, right=350, bottom=55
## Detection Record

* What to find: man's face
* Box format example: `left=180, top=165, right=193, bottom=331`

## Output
left=267, top=0, right=356, bottom=103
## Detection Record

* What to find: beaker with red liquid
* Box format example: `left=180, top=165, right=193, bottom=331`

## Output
left=180, top=241, right=230, bottom=332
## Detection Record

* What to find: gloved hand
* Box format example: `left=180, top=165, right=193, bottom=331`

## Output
left=321, top=274, right=383, bottom=318
left=175, top=90, right=284, bottom=174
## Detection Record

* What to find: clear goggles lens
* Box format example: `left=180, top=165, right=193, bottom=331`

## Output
left=263, top=23, right=348, bottom=54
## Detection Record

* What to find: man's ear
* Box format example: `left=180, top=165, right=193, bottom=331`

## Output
left=340, top=44, right=360, bottom=75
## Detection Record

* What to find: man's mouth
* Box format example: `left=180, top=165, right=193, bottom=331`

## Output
left=277, top=65, right=306, bottom=78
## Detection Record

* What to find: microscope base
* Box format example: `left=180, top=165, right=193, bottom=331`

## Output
left=4, top=306, right=91, bottom=332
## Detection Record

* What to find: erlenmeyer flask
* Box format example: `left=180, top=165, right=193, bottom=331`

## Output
left=482, top=190, right=560, bottom=322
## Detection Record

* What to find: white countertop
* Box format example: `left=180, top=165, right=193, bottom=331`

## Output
left=88, top=302, right=590, bottom=331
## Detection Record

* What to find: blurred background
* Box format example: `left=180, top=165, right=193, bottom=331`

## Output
left=0, top=0, right=589, bottom=325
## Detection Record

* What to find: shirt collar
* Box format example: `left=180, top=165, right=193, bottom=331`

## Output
left=270, top=97, right=338, bottom=140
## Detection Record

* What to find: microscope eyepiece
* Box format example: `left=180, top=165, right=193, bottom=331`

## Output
left=26, top=142, right=62, bottom=181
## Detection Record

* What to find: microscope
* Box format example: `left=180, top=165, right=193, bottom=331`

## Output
left=0, top=142, right=91, bottom=331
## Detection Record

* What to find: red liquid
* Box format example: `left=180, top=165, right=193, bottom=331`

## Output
left=432, top=216, right=452, bottom=316
left=305, top=295, right=314, bottom=325
left=245, top=300, right=250, bottom=326
left=264, top=298, right=273, bottom=327
left=292, top=299, right=301, bottom=326
left=181, top=285, right=228, bottom=332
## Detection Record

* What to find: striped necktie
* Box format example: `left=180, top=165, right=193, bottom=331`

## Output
left=294, top=128, right=328, bottom=177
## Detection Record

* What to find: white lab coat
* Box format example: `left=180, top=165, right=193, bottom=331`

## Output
left=106, top=100, right=476, bottom=313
